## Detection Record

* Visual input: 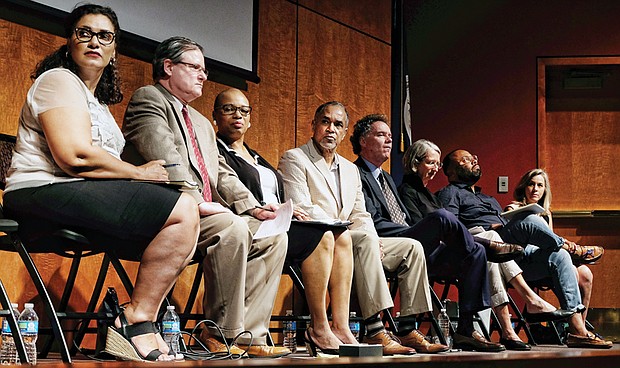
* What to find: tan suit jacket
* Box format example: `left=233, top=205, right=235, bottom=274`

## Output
left=122, top=83, right=259, bottom=213
left=278, top=139, right=376, bottom=234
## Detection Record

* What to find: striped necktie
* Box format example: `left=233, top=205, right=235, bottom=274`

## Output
left=379, top=173, right=407, bottom=226
left=182, top=106, right=212, bottom=201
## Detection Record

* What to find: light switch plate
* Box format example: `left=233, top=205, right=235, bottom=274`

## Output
left=498, top=176, right=509, bottom=193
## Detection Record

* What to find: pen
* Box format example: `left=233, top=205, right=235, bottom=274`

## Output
left=163, top=163, right=180, bottom=168
left=254, top=205, right=275, bottom=212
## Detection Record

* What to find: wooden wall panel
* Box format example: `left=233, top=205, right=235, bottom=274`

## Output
left=297, top=7, right=391, bottom=163
left=300, top=0, right=391, bottom=43
left=540, top=111, right=620, bottom=211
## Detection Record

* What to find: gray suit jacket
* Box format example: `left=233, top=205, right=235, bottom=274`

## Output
left=278, top=139, right=376, bottom=235
left=122, top=83, right=259, bottom=214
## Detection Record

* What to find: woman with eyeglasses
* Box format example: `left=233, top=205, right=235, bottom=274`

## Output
left=398, top=139, right=575, bottom=351
left=213, top=88, right=358, bottom=356
left=3, top=4, right=199, bottom=361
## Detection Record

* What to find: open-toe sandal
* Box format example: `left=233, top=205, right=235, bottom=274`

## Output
left=103, top=312, right=165, bottom=361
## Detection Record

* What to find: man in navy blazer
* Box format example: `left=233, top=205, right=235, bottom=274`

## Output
left=352, top=114, right=508, bottom=352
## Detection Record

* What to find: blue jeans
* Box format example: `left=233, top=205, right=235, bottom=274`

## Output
left=498, top=215, right=584, bottom=312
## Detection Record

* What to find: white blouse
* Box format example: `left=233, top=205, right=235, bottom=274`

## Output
left=6, top=68, right=124, bottom=192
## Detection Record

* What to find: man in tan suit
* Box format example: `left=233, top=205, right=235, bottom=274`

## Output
left=122, top=36, right=290, bottom=358
left=278, top=101, right=447, bottom=355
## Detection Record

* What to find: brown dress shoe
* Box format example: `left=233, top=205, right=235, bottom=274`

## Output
left=198, top=330, right=245, bottom=355
left=236, top=344, right=291, bottom=358
left=453, top=331, right=506, bottom=352
left=399, top=329, right=449, bottom=353
left=363, top=330, right=416, bottom=355
left=476, top=237, right=524, bottom=263
left=566, top=333, right=613, bottom=349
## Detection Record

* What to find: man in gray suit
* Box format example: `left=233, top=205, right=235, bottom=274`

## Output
left=122, top=36, right=290, bottom=358
left=278, top=101, right=448, bottom=355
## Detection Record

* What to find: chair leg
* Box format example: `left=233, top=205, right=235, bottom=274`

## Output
left=10, top=234, right=72, bottom=363
left=508, top=293, right=536, bottom=345
left=70, top=254, right=111, bottom=355
left=0, top=279, right=28, bottom=363
left=107, top=253, right=134, bottom=296
left=39, top=251, right=83, bottom=358
left=429, top=283, right=448, bottom=345
left=180, top=264, right=203, bottom=329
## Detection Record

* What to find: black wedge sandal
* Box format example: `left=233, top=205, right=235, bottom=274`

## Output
left=103, top=312, right=165, bottom=361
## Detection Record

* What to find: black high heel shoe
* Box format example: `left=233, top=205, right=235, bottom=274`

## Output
left=304, top=328, right=339, bottom=356
left=103, top=311, right=165, bottom=361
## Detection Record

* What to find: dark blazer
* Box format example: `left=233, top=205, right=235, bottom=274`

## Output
left=354, top=157, right=411, bottom=237
left=397, top=173, right=443, bottom=225
left=216, top=137, right=284, bottom=205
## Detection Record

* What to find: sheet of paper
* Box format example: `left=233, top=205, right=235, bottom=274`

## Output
left=253, top=199, right=294, bottom=240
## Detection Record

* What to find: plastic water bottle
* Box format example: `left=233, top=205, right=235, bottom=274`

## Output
left=161, top=305, right=181, bottom=355
left=1, top=303, right=20, bottom=365
left=438, top=307, right=452, bottom=349
left=18, top=303, right=38, bottom=365
left=349, top=312, right=360, bottom=342
left=282, top=310, right=296, bottom=353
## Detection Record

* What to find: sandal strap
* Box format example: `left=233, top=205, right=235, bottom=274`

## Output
left=143, top=349, right=164, bottom=361
left=117, top=312, right=158, bottom=339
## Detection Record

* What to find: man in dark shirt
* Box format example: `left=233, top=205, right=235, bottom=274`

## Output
left=436, top=149, right=612, bottom=349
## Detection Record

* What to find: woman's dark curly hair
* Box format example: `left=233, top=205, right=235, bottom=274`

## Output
left=31, top=3, right=122, bottom=105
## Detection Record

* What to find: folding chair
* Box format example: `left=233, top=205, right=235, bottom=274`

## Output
left=0, top=133, right=136, bottom=362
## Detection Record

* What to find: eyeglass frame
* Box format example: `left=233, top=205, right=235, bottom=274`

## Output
left=422, top=158, right=443, bottom=169
left=214, top=104, right=253, bottom=117
left=74, top=27, right=116, bottom=46
left=459, top=154, right=478, bottom=165
left=176, top=61, right=209, bottom=77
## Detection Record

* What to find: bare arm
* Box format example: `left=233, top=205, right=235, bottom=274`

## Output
left=40, top=107, right=168, bottom=181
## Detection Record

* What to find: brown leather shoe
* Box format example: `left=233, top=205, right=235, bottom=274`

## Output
left=399, top=329, right=449, bottom=353
left=198, top=330, right=245, bottom=355
left=476, top=237, right=524, bottom=263
left=566, top=333, right=613, bottom=349
left=235, top=344, right=291, bottom=358
left=363, top=330, right=416, bottom=355
left=453, top=331, right=505, bottom=352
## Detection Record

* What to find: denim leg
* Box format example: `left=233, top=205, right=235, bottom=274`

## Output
left=498, top=214, right=563, bottom=251
left=518, top=244, right=584, bottom=312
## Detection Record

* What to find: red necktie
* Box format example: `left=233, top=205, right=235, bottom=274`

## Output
left=181, top=106, right=212, bottom=201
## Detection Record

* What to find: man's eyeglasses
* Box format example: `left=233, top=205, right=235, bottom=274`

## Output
left=459, top=155, right=478, bottom=165
left=176, top=61, right=209, bottom=77
left=215, top=104, right=252, bottom=117
left=74, top=27, right=116, bottom=46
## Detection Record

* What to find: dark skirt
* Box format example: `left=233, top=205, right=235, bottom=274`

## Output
left=285, top=221, right=346, bottom=266
left=3, top=180, right=181, bottom=257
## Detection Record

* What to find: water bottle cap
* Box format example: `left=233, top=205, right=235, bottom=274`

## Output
left=350, top=312, right=356, bottom=317
left=24, top=303, right=34, bottom=309
left=11, top=303, right=18, bottom=308
left=440, top=308, right=446, bottom=312
left=167, top=305, right=175, bottom=310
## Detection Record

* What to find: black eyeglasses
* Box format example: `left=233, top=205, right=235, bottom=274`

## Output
left=74, top=27, right=116, bottom=45
left=176, top=61, right=209, bottom=77
left=215, top=104, right=252, bottom=117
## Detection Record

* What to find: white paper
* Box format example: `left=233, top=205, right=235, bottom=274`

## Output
left=253, top=199, right=294, bottom=240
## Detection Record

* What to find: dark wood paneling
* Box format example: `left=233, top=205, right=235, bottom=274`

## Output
left=297, top=7, right=391, bottom=162
left=300, top=0, right=391, bottom=44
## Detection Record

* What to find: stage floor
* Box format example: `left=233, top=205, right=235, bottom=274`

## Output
left=27, top=343, right=620, bottom=368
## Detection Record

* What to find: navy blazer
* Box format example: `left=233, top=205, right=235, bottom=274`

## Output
left=354, top=157, right=411, bottom=237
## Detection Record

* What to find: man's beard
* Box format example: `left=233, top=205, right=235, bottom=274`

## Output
left=455, top=165, right=481, bottom=185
